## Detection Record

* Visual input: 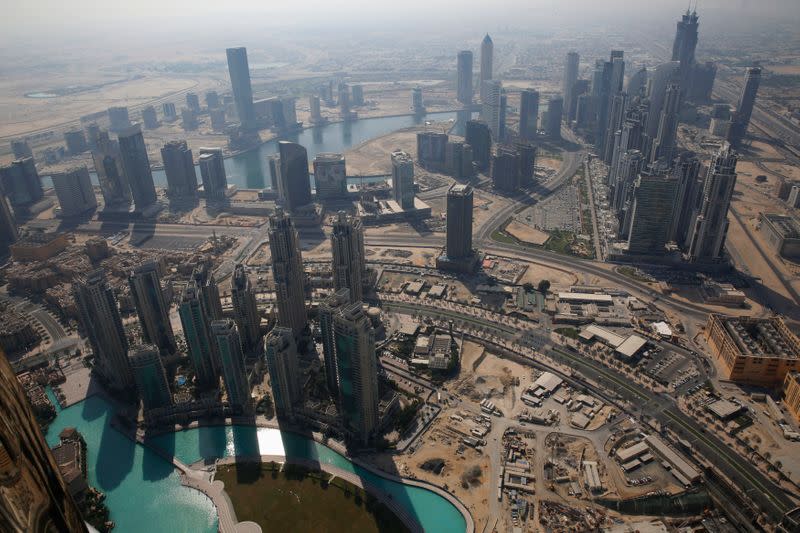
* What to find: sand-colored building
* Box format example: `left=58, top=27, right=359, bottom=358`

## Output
left=784, top=372, right=800, bottom=425
left=706, top=314, right=800, bottom=387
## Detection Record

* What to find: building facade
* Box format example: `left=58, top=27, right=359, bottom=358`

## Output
left=213, top=320, right=252, bottom=414
left=130, top=344, right=172, bottom=412
left=51, top=167, right=97, bottom=217
left=268, top=210, right=307, bottom=336
left=264, top=326, right=301, bottom=420
left=128, top=262, right=176, bottom=354
left=331, top=211, right=366, bottom=304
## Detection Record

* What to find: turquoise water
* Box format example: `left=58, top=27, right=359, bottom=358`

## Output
left=149, top=425, right=467, bottom=533
left=46, top=391, right=467, bottom=533
left=45, top=392, right=218, bottom=533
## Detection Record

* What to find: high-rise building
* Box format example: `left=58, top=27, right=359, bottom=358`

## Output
left=91, top=131, right=130, bottom=208
left=129, top=344, right=172, bottom=412
left=519, top=88, right=539, bottom=141
left=0, top=193, right=17, bottom=257
left=465, top=120, right=492, bottom=171
left=181, top=108, right=198, bottom=131
left=313, top=153, right=347, bottom=200
left=141, top=105, right=159, bottom=129
left=351, top=85, right=364, bottom=106
left=205, top=91, right=220, bottom=109
left=602, top=92, right=628, bottom=164
left=688, top=143, right=738, bottom=261
left=416, top=131, right=448, bottom=170
left=612, top=149, right=645, bottom=219
left=63, top=128, right=88, bottom=155
left=491, top=145, right=521, bottom=192
left=516, top=142, right=537, bottom=184
left=650, top=83, right=682, bottom=164
left=412, top=86, right=424, bottom=114
left=107, top=106, right=131, bottom=132
left=333, top=302, right=379, bottom=445
left=445, top=140, right=474, bottom=179
left=499, top=91, right=508, bottom=141
left=128, top=262, right=176, bottom=354
left=198, top=147, right=228, bottom=203
left=320, top=288, right=350, bottom=395
left=391, top=150, right=415, bottom=209
left=564, top=51, right=581, bottom=119
left=210, top=108, right=226, bottom=132
left=456, top=51, right=473, bottom=106
left=226, top=47, right=256, bottom=129
left=10, top=139, right=33, bottom=159
left=231, top=263, right=261, bottom=353
left=179, top=279, right=218, bottom=389
left=331, top=211, right=365, bottom=303
left=668, top=152, right=703, bottom=246
left=545, top=95, right=563, bottom=139
left=186, top=92, right=201, bottom=114
left=728, top=67, right=761, bottom=148
left=479, top=34, right=493, bottom=102
left=51, top=166, right=97, bottom=218
left=688, top=61, right=717, bottom=102
left=74, top=269, right=133, bottom=390
left=0, top=157, right=43, bottom=208
left=338, top=85, right=351, bottom=118
left=445, top=183, right=473, bottom=260
left=277, top=141, right=312, bottom=211
left=212, top=320, right=252, bottom=414
left=264, top=326, right=301, bottom=420
left=0, top=351, right=88, bottom=533
left=162, top=102, right=177, bottom=121
left=645, top=62, right=680, bottom=142
left=161, top=140, right=198, bottom=204
left=310, top=95, right=322, bottom=123
left=671, top=9, right=699, bottom=86
left=192, top=263, right=223, bottom=323
left=480, top=80, right=503, bottom=140
left=626, top=67, right=648, bottom=98
left=626, top=168, right=677, bottom=255
left=268, top=210, right=307, bottom=336
left=117, top=125, right=157, bottom=210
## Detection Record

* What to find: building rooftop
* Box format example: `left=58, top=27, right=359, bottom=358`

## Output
left=715, top=315, right=800, bottom=360
left=763, top=213, right=800, bottom=240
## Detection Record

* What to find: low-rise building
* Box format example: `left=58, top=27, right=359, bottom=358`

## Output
left=9, top=231, right=69, bottom=262
left=759, top=213, right=800, bottom=259
left=706, top=314, right=800, bottom=387
left=784, top=372, right=800, bottom=425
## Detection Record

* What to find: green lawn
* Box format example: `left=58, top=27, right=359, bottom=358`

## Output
left=216, top=462, right=409, bottom=533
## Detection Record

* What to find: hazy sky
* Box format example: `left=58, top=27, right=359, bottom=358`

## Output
left=3, top=0, right=798, bottom=50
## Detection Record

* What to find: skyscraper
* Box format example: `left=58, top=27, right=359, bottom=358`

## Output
left=668, top=152, right=703, bottom=246
left=91, top=130, right=130, bottom=208
left=562, top=52, right=580, bottom=121
left=161, top=140, right=198, bottom=204
left=412, top=86, right=424, bottom=114
left=391, top=150, right=415, bottom=209
left=688, top=143, right=738, bottom=261
left=416, top=132, right=448, bottom=170
left=480, top=80, right=503, bottom=140
left=331, top=211, right=366, bottom=304
left=107, top=106, right=131, bottom=132
left=645, top=62, right=680, bottom=142
left=728, top=67, right=762, bottom=148
left=309, top=95, right=322, bottom=123
left=626, top=168, right=677, bottom=255
left=231, top=263, right=261, bottom=353
left=313, top=153, right=347, bottom=200
left=117, top=125, right=157, bottom=210
left=226, top=47, right=256, bottom=129
left=186, top=92, right=201, bottom=114
left=333, top=302, right=379, bottom=445
left=479, top=34, right=493, bottom=102
left=650, top=83, right=682, bottom=164
left=671, top=9, right=699, bottom=86
left=545, top=95, right=563, bottom=139
left=198, top=147, right=228, bottom=203
left=0, top=193, right=17, bottom=257
left=179, top=280, right=218, bottom=389
left=277, top=141, right=312, bottom=211
left=205, top=91, right=220, bottom=109
left=51, top=167, right=97, bottom=217
left=456, top=51, right=473, bottom=106
left=192, top=263, right=224, bottom=323
left=10, top=139, right=33, bottom=159
left=0, top=351, right=88, bottom=533
left=128, top=262, right=176, bottom=354
left=519, top=88, right=540, bottom=141
left=626, top=66, right=648, bottom=98
left=602, top=92, right=628, bottom=164
left=319, top=288, right=350, bottom=395
left=264, top=326, right=301, bottom=420
left=492, top=145, right=521, bottom=192
left=141, top=106, right=159, bottom=130
left=64, top=129, right=88, bottom=155
left=0, top=157, right=43, bottom=208
left=129, top=344, right=172, bottom=412
left=446, top=184, right=473, bottom=259
left=465, top=120, right=492, bottom=171
left=212, top=320, right=252, bottom=414
left=74, top=269, right=133, bottom=390
left=268, top=210, right=307, bottom=336
left=516, top=142, right=537, bottom=184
